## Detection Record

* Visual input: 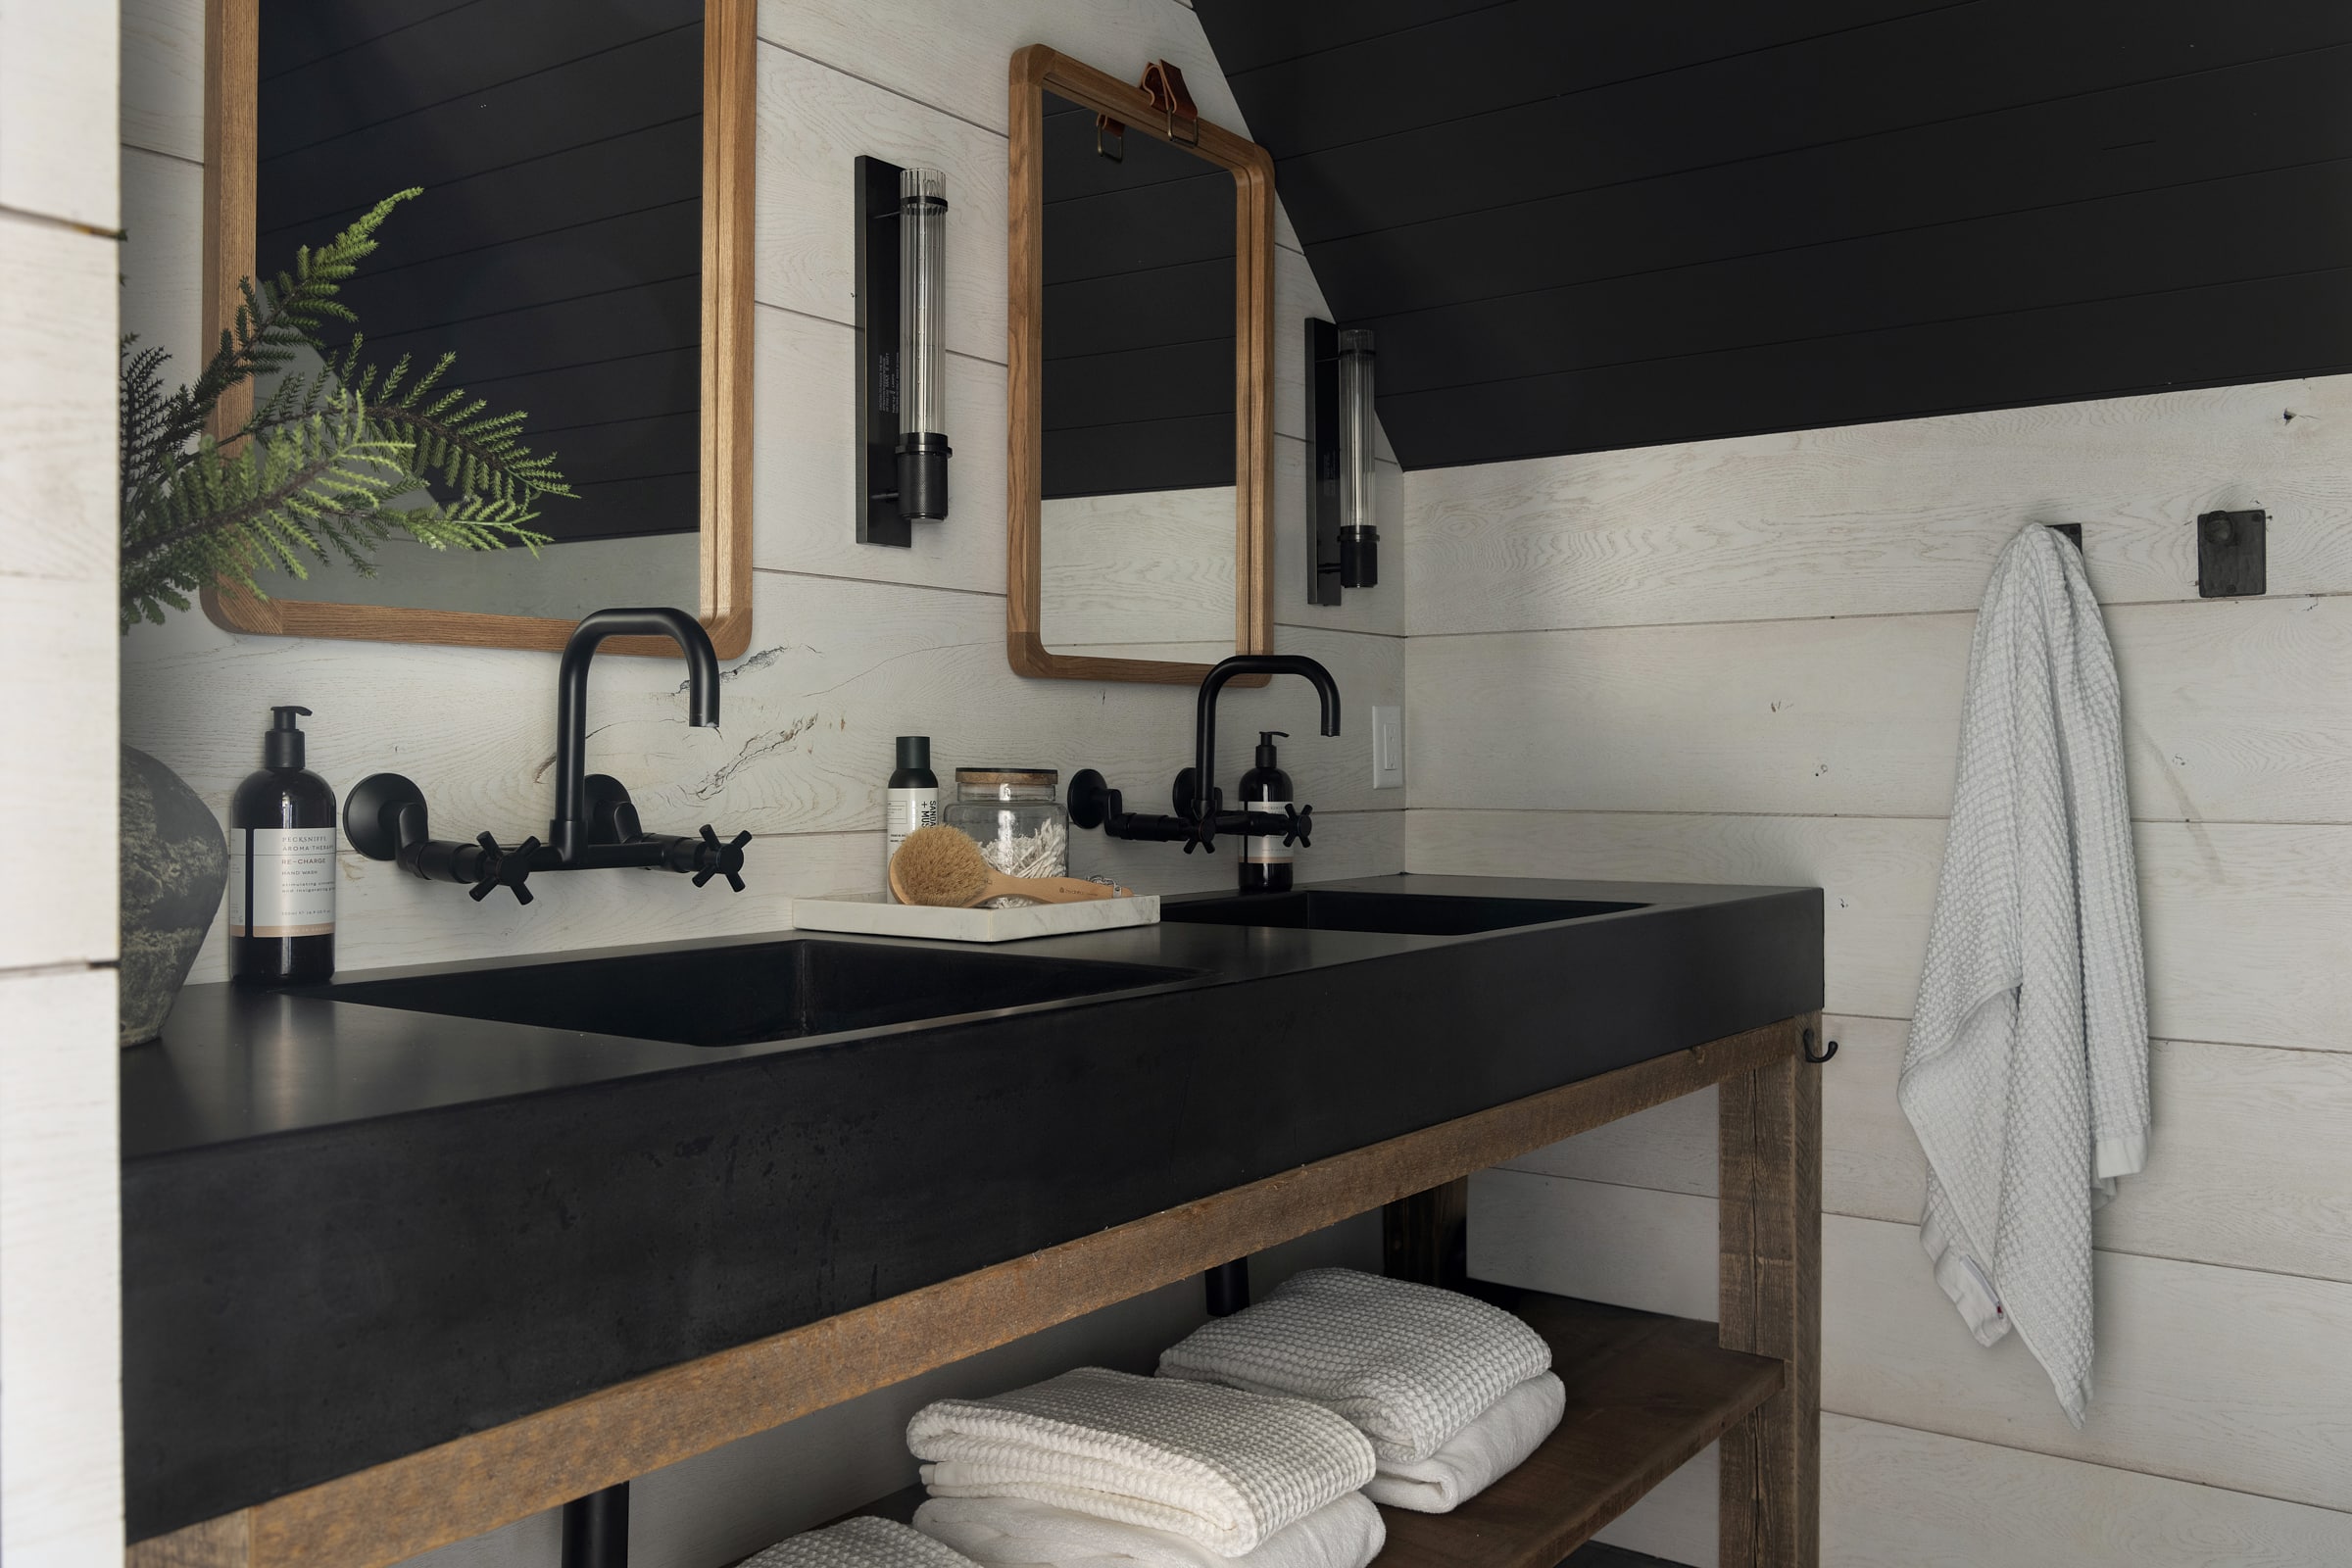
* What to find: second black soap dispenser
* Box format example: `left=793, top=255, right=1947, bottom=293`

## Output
left=1238, top=730, right=1294, bottom=894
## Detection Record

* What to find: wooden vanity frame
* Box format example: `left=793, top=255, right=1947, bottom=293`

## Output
left=193, top=0, right=757, bottom=660
left=1004, top=45, right=1279, bottom=686
left=126, top=1011, right=1819, bottom=1568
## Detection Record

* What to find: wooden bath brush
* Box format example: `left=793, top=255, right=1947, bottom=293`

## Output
left=888, top=825, right=1131, bottom=907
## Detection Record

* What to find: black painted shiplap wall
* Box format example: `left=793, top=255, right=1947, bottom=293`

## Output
left=1042, top=94, right=1235, bottom=499
left=1196, top=0, right=2352, bottom=467
left=258, top=0, right=704, bottom=543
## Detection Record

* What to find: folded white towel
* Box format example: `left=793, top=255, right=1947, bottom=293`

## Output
left=907, top=1367, right=1375, bottom=1557
left=744, top=1517, right=983, bottom=1568
left=1362, top=1371, right=1562, bottom=1513
left=913, top=1492, right=1384, bottom=1568
left=1156, top=1269, right=1552, bottom=1463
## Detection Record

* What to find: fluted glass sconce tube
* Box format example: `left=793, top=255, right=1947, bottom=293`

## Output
left=1336, top=327, right=1379, bottom=587
left=896, top=167, right=951, bottom=521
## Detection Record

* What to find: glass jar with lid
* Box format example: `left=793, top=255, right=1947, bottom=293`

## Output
left=942, top=767, right=1068, bottom=907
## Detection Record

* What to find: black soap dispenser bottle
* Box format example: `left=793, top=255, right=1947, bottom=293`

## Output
left=1238, top=730, right=1294, bottom=894
left=230, top=706, right=336, bottom=984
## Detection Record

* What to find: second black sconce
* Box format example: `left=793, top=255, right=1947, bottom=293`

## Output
left=1306, top=318, right=1378, bottom=603
left=855, top=156, right=951, bottom=547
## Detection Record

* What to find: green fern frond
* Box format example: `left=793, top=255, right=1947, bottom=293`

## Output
left=119, top=189, right=567, bottom=630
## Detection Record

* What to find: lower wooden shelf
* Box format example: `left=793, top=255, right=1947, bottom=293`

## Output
left=837, top=1290, right=1781, bottom=1568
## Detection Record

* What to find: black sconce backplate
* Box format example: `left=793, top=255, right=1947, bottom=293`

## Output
left=1305, top=318, right=1343, bottom=606
left=855, top=154, right=910, bottom=547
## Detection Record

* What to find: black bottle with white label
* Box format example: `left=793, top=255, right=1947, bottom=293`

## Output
left=1238, top=730, right=1294, bottom=894
left=230, top=706, right=336, bottom=984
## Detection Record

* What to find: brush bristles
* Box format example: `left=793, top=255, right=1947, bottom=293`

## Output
left=892, top=825, right=994, bottom=906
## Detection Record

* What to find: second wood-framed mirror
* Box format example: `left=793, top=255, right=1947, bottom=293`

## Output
left=198, top=0, right=754, bottom=658
left=1006, top=46, right=1276, bottom=685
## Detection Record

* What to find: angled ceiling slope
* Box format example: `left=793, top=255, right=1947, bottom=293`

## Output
left=1196, top=0, right=2352, bottom=469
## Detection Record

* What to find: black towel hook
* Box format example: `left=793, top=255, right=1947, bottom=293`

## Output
left=1802, top=1028, right=1838, bottom=1064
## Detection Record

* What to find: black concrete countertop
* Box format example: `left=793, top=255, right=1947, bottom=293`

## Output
left=121, top=874, right=1821, bottom=1541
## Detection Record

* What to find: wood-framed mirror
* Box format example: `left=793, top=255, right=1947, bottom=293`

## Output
left=1006, top=45, right=1275, bottom=685
left=198, top=0, right=754, bottom=658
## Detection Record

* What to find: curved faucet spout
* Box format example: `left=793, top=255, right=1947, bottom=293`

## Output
left=552, top=608, right=720, bottom=861
left=1193, top=654, right=1342, bottom=845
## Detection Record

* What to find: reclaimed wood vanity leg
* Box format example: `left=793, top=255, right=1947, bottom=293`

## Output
left=125, top=1510, right=252, bottom=1568
left=1382, top=1175, right=1469, bottom=1288
left=1716, top=1017, right=1823, bottom=1568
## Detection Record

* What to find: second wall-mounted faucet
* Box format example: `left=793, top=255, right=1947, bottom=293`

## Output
left=1068, top=654, right=1341, bottom=877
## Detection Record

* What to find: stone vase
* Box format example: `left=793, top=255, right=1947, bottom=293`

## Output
left=120, top=745, right=227, bottom=1047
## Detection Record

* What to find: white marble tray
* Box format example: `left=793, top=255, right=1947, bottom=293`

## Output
left=789, top=892, right=1159, bottom=944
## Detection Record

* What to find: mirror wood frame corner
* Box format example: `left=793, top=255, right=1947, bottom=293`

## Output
left=195, top=0, right=756, bottom=660
left=1004, top=45, right=1276, bottom=686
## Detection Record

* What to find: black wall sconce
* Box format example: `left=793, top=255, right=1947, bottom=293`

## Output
left=855, top=156, right=951, bottom=547
left=1305, top=318, right=1378, bottom=603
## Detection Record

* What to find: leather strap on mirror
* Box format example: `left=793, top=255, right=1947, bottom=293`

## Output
left=1094, top=58, right=1200, bottom=156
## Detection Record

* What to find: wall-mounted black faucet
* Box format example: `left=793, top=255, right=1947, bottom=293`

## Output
left=343, top=608, right=752, bottom=904
left=1068, top=653, right=1342, bottom=862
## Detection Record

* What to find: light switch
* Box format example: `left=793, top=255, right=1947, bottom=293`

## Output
left=1371, top=705, right=1403, bottom=790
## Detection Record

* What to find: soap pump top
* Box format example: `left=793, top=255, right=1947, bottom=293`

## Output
left=264, top=705, right=313, bottom=770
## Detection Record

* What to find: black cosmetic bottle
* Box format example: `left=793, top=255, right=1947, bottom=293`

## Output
left=1238, top=730, right=1294, bottom=894
left=229, top=706, right=336, bottom=984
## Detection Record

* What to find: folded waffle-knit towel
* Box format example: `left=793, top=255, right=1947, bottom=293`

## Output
left=1363, top=1371, right=1562, bottom=1514
left=744, top=1517, right=983, bottom=1568
left=1156, top=1269, right=1552, bottom=1463
left=907, top=1367, right=1375, bottom=1557
left=912, top=1491, right=1383, bottom=1568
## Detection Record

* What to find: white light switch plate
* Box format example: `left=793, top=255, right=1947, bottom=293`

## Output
left=1372, top=705, right=1404, bottom=790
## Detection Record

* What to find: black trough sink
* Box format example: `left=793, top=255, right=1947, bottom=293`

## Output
left=299, top=938, right=1194, bottom=1049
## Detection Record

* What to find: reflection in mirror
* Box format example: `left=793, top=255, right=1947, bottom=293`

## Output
left=249, top=0, right=705, bottom=620
left=1036, top=90, right=1238, bottom=664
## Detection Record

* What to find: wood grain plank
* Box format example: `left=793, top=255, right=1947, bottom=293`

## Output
left=753, top=39, right=1007, bottom=364
left=749, top=302, right=1010, bottom=594
left=1820, top=1412, right=2352, bottom=1568
left=1716, top=1049, right=1822, bottom=1568
left=1406, top=809, right=2352, bottom=1054
left=1825, top=1022, right=2352, bottom=1286
left=1407, top=809, right=1943, bottom=1025
left=1408, top=595, right=2352, bottom=825
left=1509, top=1014, right=2352, bottom=1286
left=1, top=970, right=123, bottom=1562
left=0, top=213, right=121, bottom=973
left=1403, top=374, right=2352, bottom=637
left=121, top=146, right=205, bottom=378
left=0, top=0, right=119, bottom=229
left=1473, top=1177, right=2352, bottom=1514
left=140, top=1021, right=1800, bottom=1568
left=122, top=0, right=205, bottom=162
left=1824, top=1211, right=2352, bottom=1512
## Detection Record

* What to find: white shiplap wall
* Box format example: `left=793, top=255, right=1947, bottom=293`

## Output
left=115, top=0, right=1393, bottom=1561
left=1403, top=376, right=2352, bottom=1564
left=2, top=3, right=122, bottom=1564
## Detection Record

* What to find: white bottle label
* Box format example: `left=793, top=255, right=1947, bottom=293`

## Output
left=884, top=788, right=940, bottom=898
left=229, top=827, right=337, bottom=937
left=1246, top=801, right=1293, bottom=865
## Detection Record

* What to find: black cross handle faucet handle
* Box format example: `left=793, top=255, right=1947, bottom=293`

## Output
left=692, top=825, right=751, bottom=891
left=1285, top=804, right=1314, bottom=850
left=467, top=833, right=538, bottom=905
